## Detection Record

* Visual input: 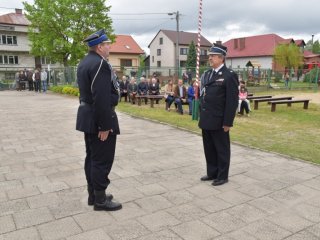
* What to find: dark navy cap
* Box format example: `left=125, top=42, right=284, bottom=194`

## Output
left=208, top=43, right=227, bottom=56
left=83, top=29, right=111, bottom=47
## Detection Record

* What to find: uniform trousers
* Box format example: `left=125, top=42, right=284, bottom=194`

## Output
left=84, top=133, right=117, bottom=191
left=202, top=128, right=230, bottom=180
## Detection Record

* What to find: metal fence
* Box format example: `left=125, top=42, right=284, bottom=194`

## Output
left=1, top=65, right=319, bottom=91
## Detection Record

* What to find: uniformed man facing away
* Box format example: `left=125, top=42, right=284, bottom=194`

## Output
left=199, top=43, right=239, bottom=186
left=76, top=29, right=122, bottom=211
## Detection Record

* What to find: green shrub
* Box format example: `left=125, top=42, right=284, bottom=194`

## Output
left=50, top=85, right=79, bottom=96
left=303, top=67, right=319, bottom=83
left=273, top=72, right=282, bottom=83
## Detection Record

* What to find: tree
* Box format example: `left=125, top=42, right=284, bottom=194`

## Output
left=305, top=39, right=313, bottom=52
left=186, top=41, right=197, bottom=71
left=273, top=43, right=303, bottom=71
left=23, top=0, right=114, bottom=66
left=313, top=40, right=320, bottom=54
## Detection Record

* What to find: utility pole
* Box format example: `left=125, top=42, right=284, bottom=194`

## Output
left=168, top=11, right=181, bottom=78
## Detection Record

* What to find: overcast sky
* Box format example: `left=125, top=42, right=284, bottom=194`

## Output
left=1, top=0, right=320, bottom=54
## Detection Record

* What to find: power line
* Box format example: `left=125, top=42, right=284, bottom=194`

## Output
left=112, top=18, right=170, bottom=20
left=0, top=7, right=18, bottom=10
left=109, top=12, right=170, bottom=15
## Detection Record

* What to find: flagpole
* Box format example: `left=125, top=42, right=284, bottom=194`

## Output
left=192, top=0, right=202, bottom=120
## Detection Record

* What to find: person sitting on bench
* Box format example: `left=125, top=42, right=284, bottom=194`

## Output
left=174, top=79, right=187, bottom=115
left=127, top=77, right=138, bottom=104
left=119, top=76, right=129, bottom=102
left=238, top=85, right=250, bottom=116
left=138, top=77, right=148, bottom=104
left=148, top=77, right=160, bottom=104
left=164, top=79, right=175, bottom=111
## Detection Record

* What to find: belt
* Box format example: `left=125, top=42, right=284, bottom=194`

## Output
left=81, top=101, right=115, bottom=111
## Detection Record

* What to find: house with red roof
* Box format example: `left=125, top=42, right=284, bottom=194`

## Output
left=108, top=35, right=144, bottom=73
left=148, top=29, right=212, bottom=75
left=223, top=33, right=309, bottom=71
left=0, top=9, right=34, bottom=80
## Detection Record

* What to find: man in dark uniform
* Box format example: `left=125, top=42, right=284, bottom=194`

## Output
left=199, top=43, right=239, bottom=186
left=76, top=29, right=122, bottom=211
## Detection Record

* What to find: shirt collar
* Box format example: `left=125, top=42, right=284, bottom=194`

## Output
left=213, top=64, right=224, bottom=73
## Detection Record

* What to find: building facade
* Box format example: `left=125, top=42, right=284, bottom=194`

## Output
left=148, top=29, right=212, bottom=76
left=108, top=34, right=144, bottom=77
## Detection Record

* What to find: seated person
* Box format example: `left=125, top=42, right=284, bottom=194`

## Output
left=174, top=79, right=187, bottom=115
left=164, top=79, right=175, bottom=111
left=148, top=77, right=160, bottom=95
left=148, top=77, right=160, bottom=104
left=119, top=76, right=129, bottom=102
left=137, top=77, right=148, bottom=104
left=127, top=77, right=138, bottom=104
left=238, top=86, right=250, bottom=116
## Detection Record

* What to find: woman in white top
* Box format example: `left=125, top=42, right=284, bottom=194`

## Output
left=164, top=79, right=175, bottom=111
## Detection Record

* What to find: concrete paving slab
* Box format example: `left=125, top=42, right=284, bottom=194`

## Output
left=1, top=91, right=320, bottom=239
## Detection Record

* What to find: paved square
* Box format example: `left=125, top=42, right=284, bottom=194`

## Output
left=0, top=91, right=320, bottom=239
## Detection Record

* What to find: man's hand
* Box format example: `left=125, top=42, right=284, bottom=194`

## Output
left=223, top=126, right=231, bottom=132
left=98, top=130, right=111, bottom=141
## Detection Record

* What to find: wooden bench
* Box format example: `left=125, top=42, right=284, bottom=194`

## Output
left=247, top=93, right=254, bottom=97
left=136, top=95, right=148, bottom=106
left=253, top=96, right=293, bottom=110
left=247, top=95, right=272, bottom=102
left=268, top=99, right=310, bottom=112
left=147, top=95, right=164, bottom=108
left=136, top=95, right=164, bottom=107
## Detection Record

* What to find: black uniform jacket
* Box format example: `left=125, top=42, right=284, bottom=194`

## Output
left=76, top=51, right=120, bottom=134
left=199, top=65, right=239, bottom=130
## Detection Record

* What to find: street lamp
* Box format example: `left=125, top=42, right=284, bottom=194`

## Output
left=311, top=34, right=314, bottom=53
left=168, top=11, right=181, bottom=78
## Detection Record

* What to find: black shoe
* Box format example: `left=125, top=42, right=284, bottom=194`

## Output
left=200, top=175, right=215, bottom=181
left=93, top=190, right=122, bottom=211
left=212, top=179, right=228, bottom=186
left=94, top=199, right=122, bottom=211
left=88, top=193, right=113, bottom=206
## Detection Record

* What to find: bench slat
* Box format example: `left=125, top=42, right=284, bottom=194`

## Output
left=253, top=96, right=293, bottom=110
left=269, top=99, right=310, bottom=112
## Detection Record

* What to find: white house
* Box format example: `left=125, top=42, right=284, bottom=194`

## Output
left=148, top=29, right=212, bottom=76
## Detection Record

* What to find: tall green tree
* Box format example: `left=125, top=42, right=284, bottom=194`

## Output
left=23, top=0, right=114, bottom=66
left=273, top=43, right=303, bottom=70
left=305, top=39, right=313, bottom=52
left=186, top=41, right=196, bottom=70
left=312, top=40, right=320, bottom=54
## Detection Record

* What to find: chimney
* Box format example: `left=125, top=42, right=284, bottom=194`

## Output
left=216, top=40, right=222, bottom=45
left=239, top=38, right=246, bottom=50
left=234, top=39, right=238, bottom=49
left=15, top=9, right=23, bottom=14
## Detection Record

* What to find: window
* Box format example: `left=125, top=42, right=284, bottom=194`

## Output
left=2, top=35, right=6, bottom=44
left=157, top=49, right=161, bottom=56
left=159, top=37, right=163, bottom=45
left=200, top=49, right=207, bottom=56
left=157, top=61, right=161, bottom=67
left=0, top=55, right=19, bottom=65
left=180, top=48, right=188, bottom=55
left=0, top=35, right=17, bottom=45
left=5, top=72, right=15, bottom=80
left=120, top=59, right=132, bottom=67
left=152, top=56, right=154, bottom=63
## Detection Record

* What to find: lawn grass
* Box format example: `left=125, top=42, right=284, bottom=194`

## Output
left=117, top=94, right=320, bottom=164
